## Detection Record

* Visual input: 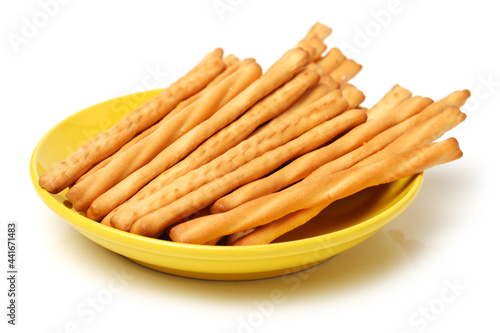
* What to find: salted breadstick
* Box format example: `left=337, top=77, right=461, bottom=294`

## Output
left=315, top=48, right=346, bottom=74
left=88, top=47, right=309, bottom=221
left=38, top=48, right=226, bottom=194
left=112, top=89, right=349, bottom=231
left=68, top=59, right=261, bottom=214
left=106, top=68, right=320, bottom=215
left=235, top=107, right=467, bottom=245
left=170, top=138, right=463, bottom=244
left=127, top=108, right=365, bottom=237
left=330, top=59, right=362, bottom=87
left=211, top=94, right=433, bottom=213
left=75, top=56, right=243, bottom=185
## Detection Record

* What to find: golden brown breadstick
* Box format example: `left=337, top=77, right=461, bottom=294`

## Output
left=330, top=59, right=362, bottom=87
left=38, top=48, right=226, bottom=194
left=106, top=68, right=320, bottom=215
left=233, top=207, right=320, bottom=246
left=88, top=47, right=310, bottom=220
left=315, top=48, right=346, bottom=74
left=170, top=138, right=463, bottom=244
left=305, top=22, right=333, bottom=41
left=112, top=89, right=348, bottom=231
left=366, top=84, right=412, bottom=120
left=69, top=59, right=261, bottom=214
left=211, top=95, right=433, bottom=213
left=341, top=84, right=366, bottom=109
left=127, top=108, right=365, bottom=237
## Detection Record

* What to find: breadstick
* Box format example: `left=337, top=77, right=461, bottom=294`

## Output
left=75, top=56, right=243, bottom=185
left=366, top=84, right=412, bottom=120
left=235, top=107, right=467, bottom=245
left=88, top=47, right=309, bottom=221
left=170, top=138, right=463, bottom=244
left=112, top=89, right=349, bottom=231
left=315, top=48, right=346, bottom=74
left=106, top=68, right=320, bottom=215
left=211, top=95, right=433, bottom=213
left=127, top=108, right=365, bottom=237
left=341, top=84, right=366, bottom=110
left=73, top=59, right=261, bottom=215
left=38, top=48, right=226, bottom=194
left=330, top=59, right=362, bottom=87
left=305, top=22, right=333, bottom=41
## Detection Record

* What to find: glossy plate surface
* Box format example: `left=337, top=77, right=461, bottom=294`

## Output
left=30, top=89, right=423, bottom=281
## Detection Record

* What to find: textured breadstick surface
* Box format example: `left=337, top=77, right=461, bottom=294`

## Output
left=38, top=49, right=226, bottom=194
left=81, top=60, right=261, bottom=218
left=87, top=47, right=309, bottom=223
left=170, top=138, right=463, bottom=244
left=108, top=68, right=320, bottom=215
left=128, top=108, right=365, bottom=237
left=111, top=89, right=348, bottom=231
left=315, top=48, right=346, bottom=74
left=366, top=84, right=412, bottom=120
left=212, top=95, right=433, bottom=213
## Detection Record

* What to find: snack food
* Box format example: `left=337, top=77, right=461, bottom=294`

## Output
left=170, top=138, right=463, bottom=244
left=39, top=48, right=226, bottom=194
left=38, top=22, right=469, bottom=247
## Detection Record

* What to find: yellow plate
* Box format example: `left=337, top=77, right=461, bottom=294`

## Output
left=30, top=89, right=424, bottom=281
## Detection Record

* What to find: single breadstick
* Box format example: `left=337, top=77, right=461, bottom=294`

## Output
left=112, top=89, right=348, bottom=231
left=315, top=48, right=346, bottom=74
left=330, top=59, right=362, bottom=87
left=341, top=84, right=365, bottom=109
left=367, top=84, right=412, bottom=120
left=76, top=59, right=261, bottom=216
left=109, top=68, right=320, bottom=212
left=170, top=138, right=463, bottom=244
left=128, top=108, right=365, bottom=236
left=38, top=48, right=226, bottom=194
left=75, top=56, right=243, bottom=185
left=305, top=22, right=333, bottom=41
left=211, top=95, right=433, bottom=213
left=233, top=207, right=321, bottom=246
left=88, top=47, right=309, bottom=219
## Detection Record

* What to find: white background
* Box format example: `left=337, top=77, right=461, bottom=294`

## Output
left=1, top=0, right=499, bottom=332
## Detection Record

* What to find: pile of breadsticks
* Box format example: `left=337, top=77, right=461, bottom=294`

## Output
left=39, top=22, right=469, bottom=246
